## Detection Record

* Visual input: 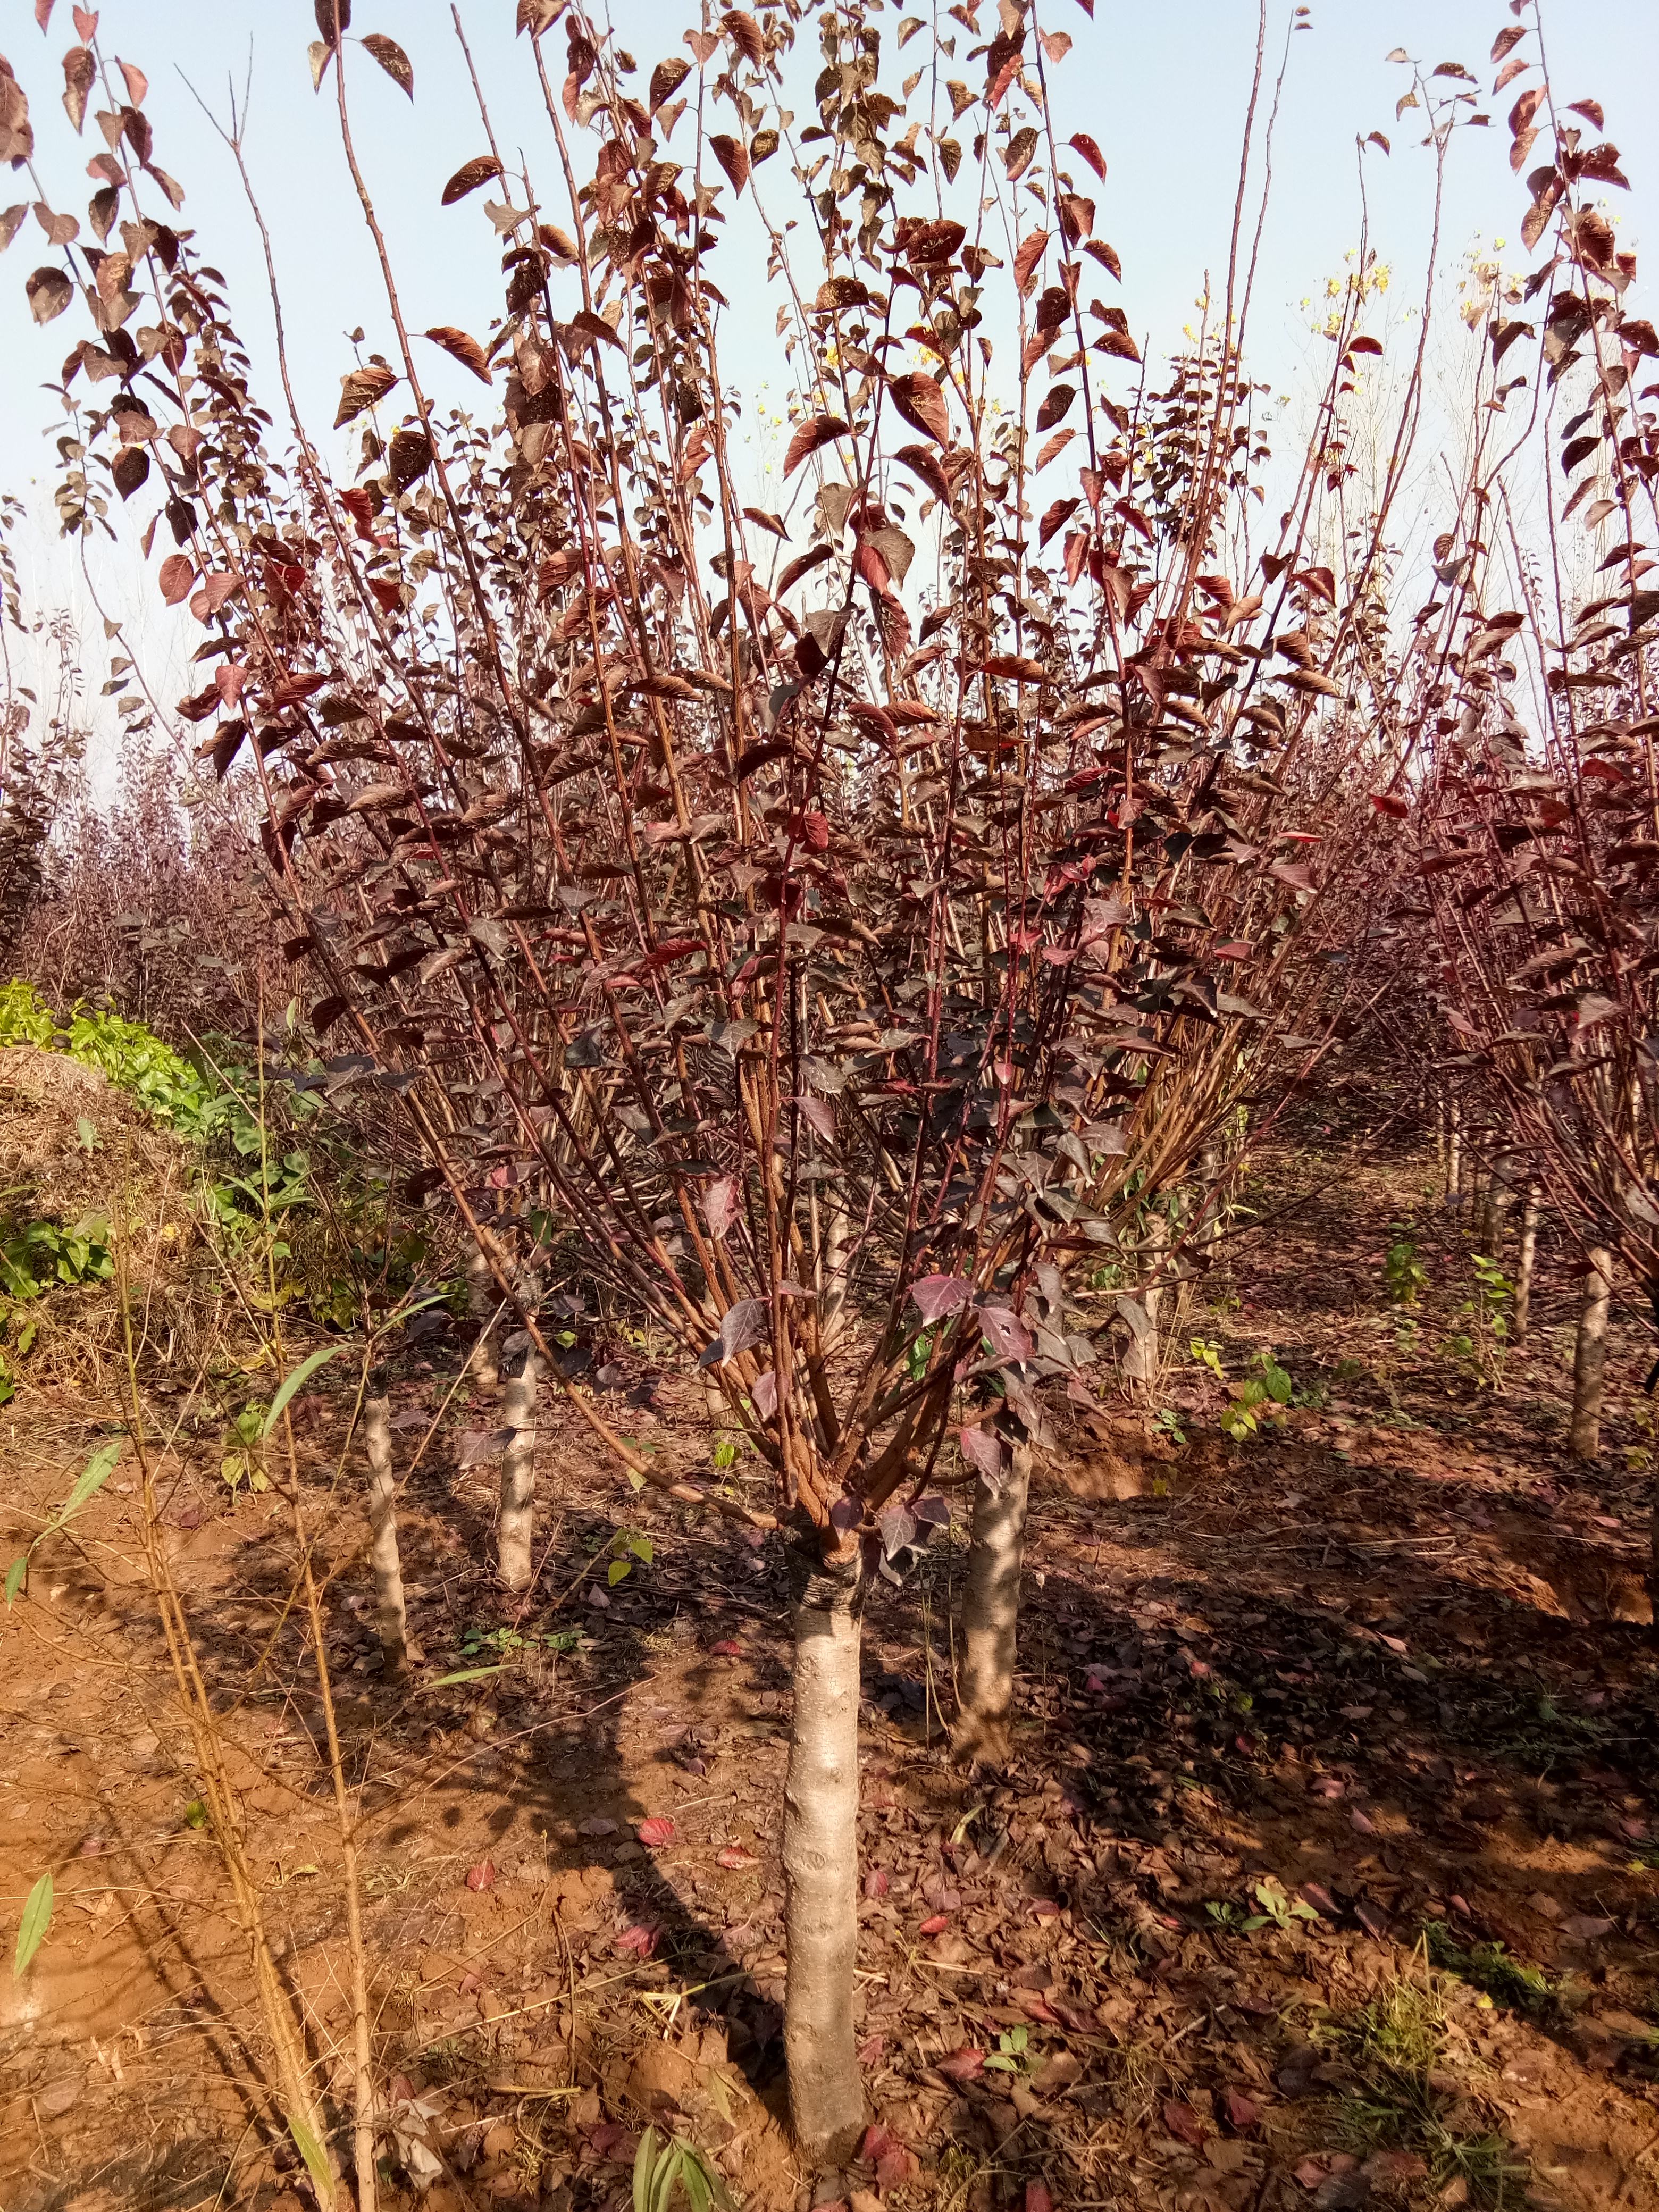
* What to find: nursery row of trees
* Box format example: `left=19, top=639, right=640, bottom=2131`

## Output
left=2, top=0, right=1656, bottom=2187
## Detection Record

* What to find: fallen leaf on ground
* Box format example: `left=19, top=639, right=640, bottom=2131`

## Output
left=1164, top=2099, right=1207, bottom=2146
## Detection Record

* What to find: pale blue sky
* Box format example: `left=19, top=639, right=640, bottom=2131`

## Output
left=1, top=0, right=1652, bottom=766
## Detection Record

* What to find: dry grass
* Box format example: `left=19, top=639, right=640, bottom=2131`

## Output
left=0, top=1043, right=199, bottom=1386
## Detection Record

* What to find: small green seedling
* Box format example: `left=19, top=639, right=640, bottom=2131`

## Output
left=13, top=1872, right=52, bottom=1979
left=984, top=2023, right=1040, bottom=2077
left=632, top=2123, right=735, bottom=2212
left=1384, top=1228, right=1427, bottom=1305
left=1241, top=1875, right=1318, bottom=1932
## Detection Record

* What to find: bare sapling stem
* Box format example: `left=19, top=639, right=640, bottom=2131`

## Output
left=365, top=1386, right=410, bottom=1677
left=954, top=1434, right=1032, bottom=1767
left=1513, top=1186, right=1540, bottom=1345
left=291, top=1452, right=378, bottom=2212
left=1482, top=1155, right=1514, bottom=1258
left=498, top=1348, right=544, bottom=1592
left=819, top=1186, right=851, bottom=1349
left=1571, top=1247, right=1614, bottom=1461
left=1447, top=1101, right=1462, bottom=1200
left=782, top=1539, right=866, bottom=2167
left=467, top=1242, right=500, bottom=1388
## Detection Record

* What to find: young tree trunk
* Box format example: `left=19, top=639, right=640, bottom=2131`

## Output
left=782, top=1539, right=866, bottom=2168
left=498, top=1350, right=543, bottom=1590
left=467, top=1240, right=500, bottom=1388
left=1513, top=1187, right=1540, bottom=1346
left=365, top=1392, right=410, bottom=1677
left=1570, top=1248, right=1613, bottom=1461
left=953, top=1437, right=1032, bottom=1766
left=1126, top=1210, right=1168, bottom=1402
left=1434, top=1090, right=1447, bottom=1182
left=1486, top=1162, right=1514, bottom=1260
left=1447, top=1100, right=1461, bottom=1200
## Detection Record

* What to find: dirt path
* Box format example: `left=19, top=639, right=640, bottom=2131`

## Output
left=2, top=1127, right=1656, bottom=2212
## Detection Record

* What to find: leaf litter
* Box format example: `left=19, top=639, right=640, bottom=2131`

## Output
left=2, top=1115, right=1657, bottom=2208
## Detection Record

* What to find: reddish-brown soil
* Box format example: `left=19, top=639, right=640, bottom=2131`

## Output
left=2, top=1120, right=1656, bottom=2212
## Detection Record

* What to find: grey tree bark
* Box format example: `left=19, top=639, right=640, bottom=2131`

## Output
left=953, top=1436, right=1032, bottom=1767
left=365, top=1392, right=410, bottom=1676
left=782, top=1540, right=866, bottom=2167
left=498, top=1350, right=544, bottom=1590
left=1513, top=1186, right=1540, bottom=1345
left=1126, top=1210, right=1168, bottom=1402
left=1447, top=1100, right=1462, bottom=1199
left=1570, top=1247, right=1613, bottom=1461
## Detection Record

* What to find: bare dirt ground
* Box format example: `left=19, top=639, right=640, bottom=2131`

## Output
left=2, top=1117, right=1657, bottom=2212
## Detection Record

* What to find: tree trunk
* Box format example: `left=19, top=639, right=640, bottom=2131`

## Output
left=1127, top=1210, right=1168, bottom=1402
left=953, top=1437, right=1031, bottom=1766
left=1570, top=1247, right=1613, bottom=1461
left=498, top=1351, right=543, bottom=1590
left=782, top=1539, right=866, bottom=2168
left=1447, top=1101, right=1461, bottom=1200
left=365, top=1393, right=410, bottom=1677
left=1513, top=1187, right=1540, bottom=1346
left=467, top=1240, right=500, bottom=1388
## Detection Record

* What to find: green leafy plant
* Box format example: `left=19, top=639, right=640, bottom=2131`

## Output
left=631, top=2123, right=735, bottom=2212
left=1445, top=1255, right=1511, bottom=1392
left=1219, top=1351, right=1294, bottom=1442
left=983, top=2023, right=1041, bottom=2077
left=609, top=1530, right=656, bottom=1586
left=1241, top=1874, right=1319, bottom=1932
left=457, top=1623, right=582, bottom=1665
left=220, top=1403, right=270, bottom=1496
left=5, top=1439, right=122, bottom=1607
left=1190, top=1337, right=1225, bottom=1379
left=12, top=1872, right=53, bottom=1979
left=0, top=1212, right=114, bottom=1301
left=1422, top=1921, right=1552, bottom=2013
left=1385, top=1229, right=1428, bottom=1306
left=0, top=982, right=55, bottom=1048
left=1151, top=1406, right=1187, bottom=1445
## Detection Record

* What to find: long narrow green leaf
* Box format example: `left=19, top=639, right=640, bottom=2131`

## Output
left=13, top=1872, right=52, bottom=1978
left=262, top=1344, right=349, bottom=1438
left=632, top=2124, right=657, bottom=2212
left=651, top=2145, right=683, bottom=2212
left=288, top=2113, right=332, bottom=2198
left=4, top=1556, right=26, bottom=1609
left=425, top=1664, right=503, bottom=1687
left=59, top=1439, right=122, bottom=1524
